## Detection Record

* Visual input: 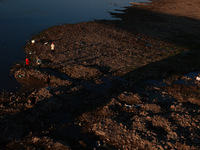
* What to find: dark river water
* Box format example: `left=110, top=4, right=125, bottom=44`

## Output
left=0, top=0, right=149, bottom=92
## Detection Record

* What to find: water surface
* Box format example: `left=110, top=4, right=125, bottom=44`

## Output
left=0, top=0, right=149, bottom=92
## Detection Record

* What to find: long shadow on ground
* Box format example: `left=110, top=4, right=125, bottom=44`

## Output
left=1, top=2, right=200, bottom=149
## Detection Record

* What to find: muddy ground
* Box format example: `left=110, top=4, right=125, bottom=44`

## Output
left=1, top=0, right=200, bottom=149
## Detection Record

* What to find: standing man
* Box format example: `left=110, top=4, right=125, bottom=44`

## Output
left=36, top=57, right=42, bottom=68
left=25, top=57, right=30, bottom=68
left=51, top=42, right=55, bottom=53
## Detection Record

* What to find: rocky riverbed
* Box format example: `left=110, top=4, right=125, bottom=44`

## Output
left=1, top=0, right=200, bottom=149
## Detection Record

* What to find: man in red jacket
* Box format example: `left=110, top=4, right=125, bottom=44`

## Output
left=25, top=57, right=30, bottom=68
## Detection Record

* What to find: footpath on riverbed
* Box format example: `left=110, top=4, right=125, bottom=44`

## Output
left=1, top=0, right=200, bottom=149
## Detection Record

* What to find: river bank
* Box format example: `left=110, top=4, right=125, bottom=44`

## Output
left=1, top=0, right=200, bottom=149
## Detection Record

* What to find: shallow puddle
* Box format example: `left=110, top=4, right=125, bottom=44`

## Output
left=16, top=75, right=47, bottom=91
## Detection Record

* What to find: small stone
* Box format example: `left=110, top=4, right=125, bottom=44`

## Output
left=146, top=116, right=151, bottom=121
left=32, top=137, right=39, bottom=143
left=170, top=105, right=175, bottom=110
left=95, top=131, right=106, bottom=136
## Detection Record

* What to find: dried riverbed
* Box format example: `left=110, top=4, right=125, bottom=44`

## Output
left=1, top=0, right=200, bottom=149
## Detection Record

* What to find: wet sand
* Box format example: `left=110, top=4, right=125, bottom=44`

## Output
left=1, top=0, right=200, bottom=149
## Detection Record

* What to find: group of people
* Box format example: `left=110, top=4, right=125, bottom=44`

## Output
left=25, top=42, right=54, bottom=105
left=25, top=42, right=55, bottom=68
left=25, top=57, right=42, bottom=68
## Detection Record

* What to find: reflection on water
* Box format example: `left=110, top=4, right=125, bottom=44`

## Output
left=0, top=0, right=149, bottom=91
